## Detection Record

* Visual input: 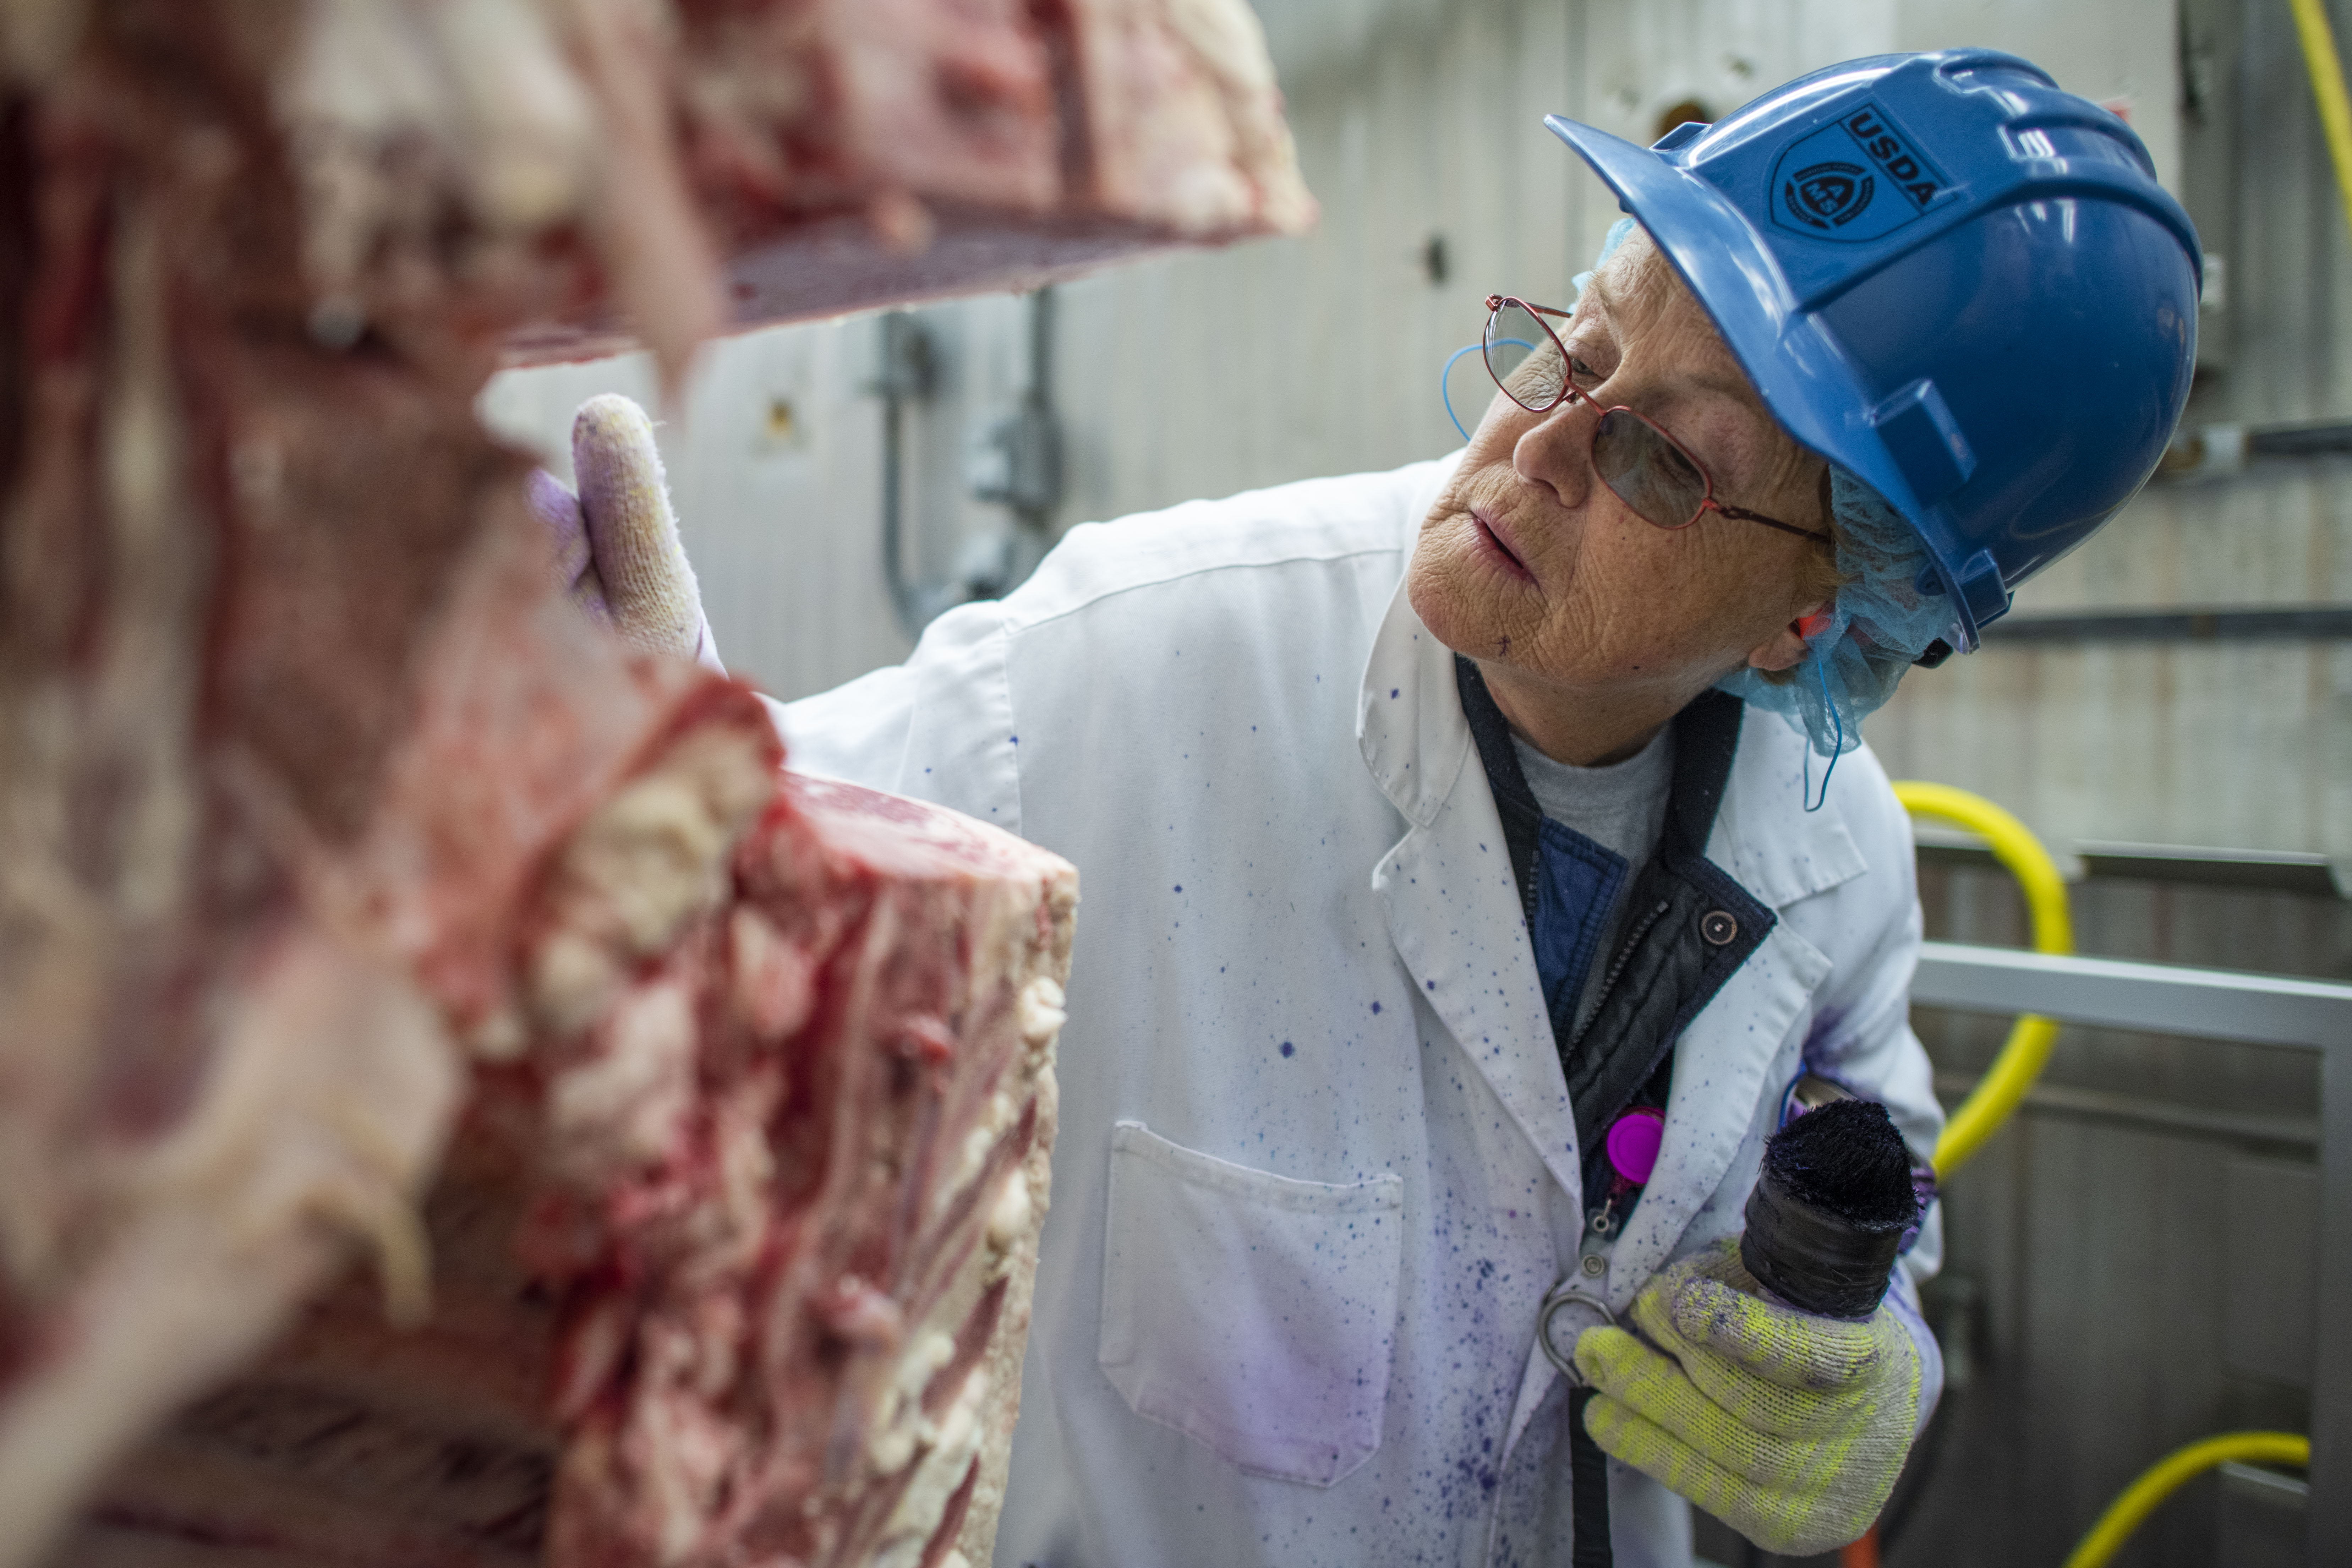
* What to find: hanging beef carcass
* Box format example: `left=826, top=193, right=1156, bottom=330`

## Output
left=0, top=2, right=1308, bottom=1564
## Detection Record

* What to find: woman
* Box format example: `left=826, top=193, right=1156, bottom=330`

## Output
left=547, top=48, right=2198, bottom=1568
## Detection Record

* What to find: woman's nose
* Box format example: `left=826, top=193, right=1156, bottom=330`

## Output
left=1511, top=396, right=1597, bottom=510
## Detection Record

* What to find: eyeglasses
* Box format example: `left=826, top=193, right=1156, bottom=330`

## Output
left=1483, top=295, right=1831, bottom=550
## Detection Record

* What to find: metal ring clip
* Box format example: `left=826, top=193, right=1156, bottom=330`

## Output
left=1537, top=1284, right=1617, bottom=1383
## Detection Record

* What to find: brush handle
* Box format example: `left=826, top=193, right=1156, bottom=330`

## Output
left=1738, top=1170, right=1906, bottom=1320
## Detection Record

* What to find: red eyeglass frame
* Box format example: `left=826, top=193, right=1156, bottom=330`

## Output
left=1484, top=294, right=1832, bottom=550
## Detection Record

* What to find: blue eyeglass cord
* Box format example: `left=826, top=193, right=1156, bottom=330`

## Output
left=1442, top=343, right=1484, bottom=443
left=1442, top=338, right=1542, bottom=443
left=1801, top=644, right=1843, bottom=813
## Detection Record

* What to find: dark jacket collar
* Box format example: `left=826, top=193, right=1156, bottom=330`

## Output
left=1454, top=656, right=1777, bottom=1154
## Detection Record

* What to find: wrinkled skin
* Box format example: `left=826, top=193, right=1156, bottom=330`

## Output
left=1407, top=228, right=1833, bottom=765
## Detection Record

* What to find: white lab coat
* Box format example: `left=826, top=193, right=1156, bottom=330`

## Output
left=777, top=455, right=1945, bottom=1568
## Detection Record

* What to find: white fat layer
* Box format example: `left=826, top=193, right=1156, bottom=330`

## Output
left=873, top=1366, right=993, bottom=1568
left=630, top=1329, right=733, bottom=1568
left=866, top=1328, right=958, bottom=1477
left=462, top=1002, right=530, bottom=1063
left=278, top=0, right=596, bottom=296
left=547, top=973, right=697, bottom=1181
left=1162, top=0, right=1312, bottom=231
left=530, top=725, right=773, bottom=1034
left=985, top=1171, right=1032, bottom=1255
left=275, top=0, right=722, bottom=384
left=951, top=1062, right=1034, bottom=1200
left=1015, top=975, right=1066, bottom=1052
left=729, top=905, right=816, bottom=1039
left=529, top=928, right=624, bottom=1038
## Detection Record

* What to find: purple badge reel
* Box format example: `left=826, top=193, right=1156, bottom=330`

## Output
left=1588, top=1105, right=1665, bottom=1238
left=1607, top=1106, right=1664, bottom=1183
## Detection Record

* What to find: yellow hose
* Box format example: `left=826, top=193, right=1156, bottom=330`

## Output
left=1892, top=782, right=2073, bottom=1179
left=2290, top=0, right=2352, bottom=241
left=2062, top=1432, right=2309, bottom=1568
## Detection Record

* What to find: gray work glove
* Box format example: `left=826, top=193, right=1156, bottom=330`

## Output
left=526, top=393, right=722, bottom=672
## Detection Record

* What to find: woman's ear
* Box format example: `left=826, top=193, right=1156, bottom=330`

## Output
left=1746, top=602, right=1831, bottom=673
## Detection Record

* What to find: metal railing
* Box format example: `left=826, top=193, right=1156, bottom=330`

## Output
left=1913, top=942, right=2352, bottom=1565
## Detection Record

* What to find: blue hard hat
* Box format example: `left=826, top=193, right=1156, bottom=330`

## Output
left=1547, top=49, right=2200, bottom=651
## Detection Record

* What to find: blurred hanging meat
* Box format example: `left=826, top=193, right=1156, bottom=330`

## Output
left=0, top=2, right=1306, bottom=1565
left=68, top=770, right=1077, bottom=1568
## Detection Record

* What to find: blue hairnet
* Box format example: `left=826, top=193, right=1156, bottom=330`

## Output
left=1573, top=217, right=1637, bottom=300
left=1716, top=467, right=1951, bottom=759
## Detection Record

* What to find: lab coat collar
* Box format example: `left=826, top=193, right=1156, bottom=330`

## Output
left=1355, top=545, right=1873, bottom=1204
left=1357, top=565, right=1474, bottom=831
left=1362, top=567, right=1584, bottom=1212
left=1369, top=771, right=1582, bottom=1203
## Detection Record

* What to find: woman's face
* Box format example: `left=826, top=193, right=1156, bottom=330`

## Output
left=1407, top=229, right=1832, bottom=722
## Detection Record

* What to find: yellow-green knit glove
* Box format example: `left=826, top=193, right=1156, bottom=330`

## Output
left=526, top=393, right=718, bottom=667
left=1572, top=1237, right=1921, bottom=1555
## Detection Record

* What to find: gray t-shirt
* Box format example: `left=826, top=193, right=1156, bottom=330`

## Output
left=1509, top=725, right=1675, bottom=1031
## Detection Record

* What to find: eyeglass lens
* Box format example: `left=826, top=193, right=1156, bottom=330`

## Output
left=1483, top=299, right=1713, bottom=531
left=1484, top=300, right=1568, bottom=412
left=1592, top=409, right=1708, bottom=530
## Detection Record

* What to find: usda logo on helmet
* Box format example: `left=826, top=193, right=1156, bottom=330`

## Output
left=1773, top=101, right=1951, bottom=240
left=1545, top=50, right=2201, bottom=653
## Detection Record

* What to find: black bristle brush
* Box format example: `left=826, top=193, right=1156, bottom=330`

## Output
left=1739, top=1098, right=1920, bottom=1320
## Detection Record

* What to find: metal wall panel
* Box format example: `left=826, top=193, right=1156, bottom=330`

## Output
left=2224, top=1159, right=2319, bottom=1388
left=1897, top=0, right=2183, bottom=186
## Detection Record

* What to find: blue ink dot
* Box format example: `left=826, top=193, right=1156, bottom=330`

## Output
left=1391, top=688, right=1400, bottom=698
left=1371, top=1001, right=1383, bottom=1015
left=1174, top=884, right=1183, bottom=892
left=1280, top=1041, right=1295, bottom=1057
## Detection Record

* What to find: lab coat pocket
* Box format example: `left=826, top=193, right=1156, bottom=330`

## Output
left=1098, top=1120, right=1405, bottom=1487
